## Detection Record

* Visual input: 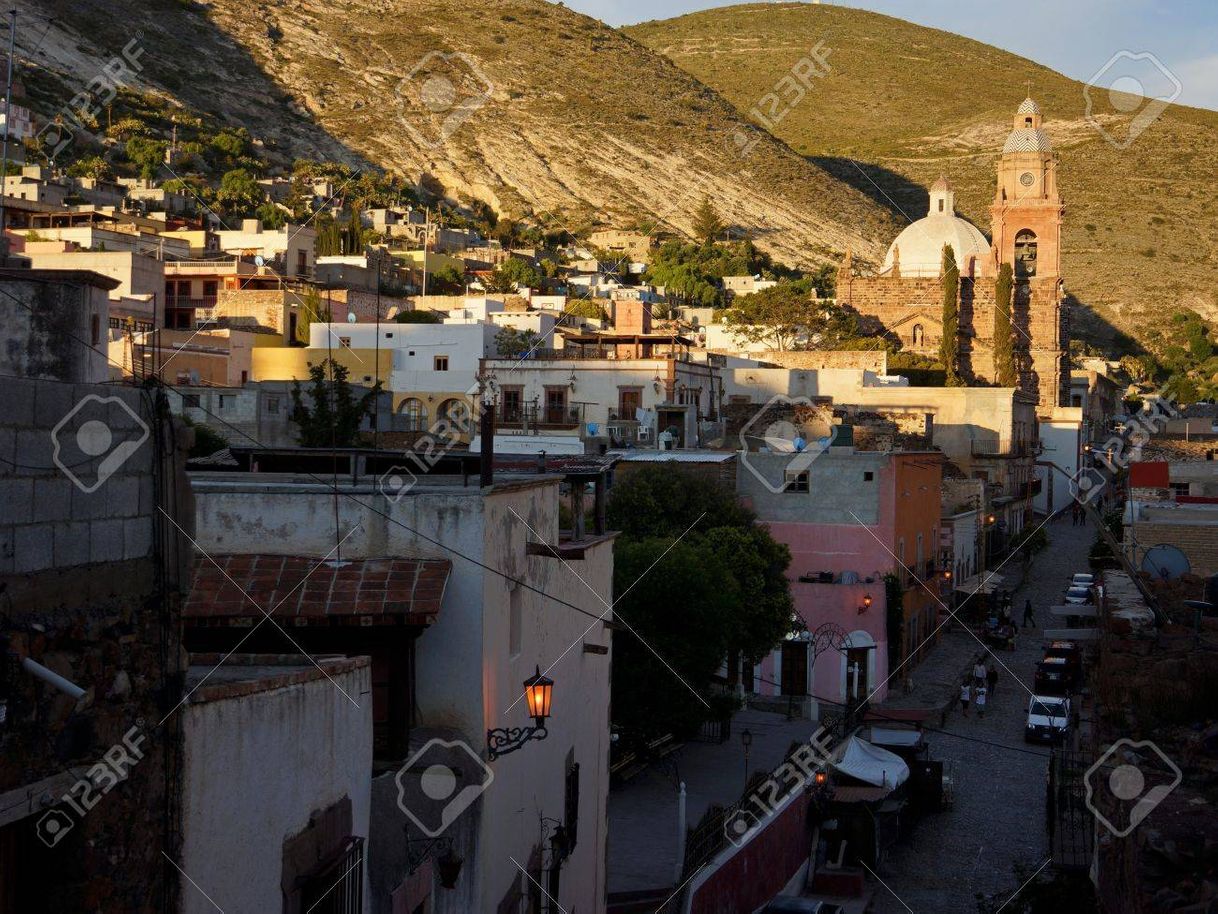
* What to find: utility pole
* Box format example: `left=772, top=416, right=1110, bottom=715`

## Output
left=0, top=10, right=17, bottom=243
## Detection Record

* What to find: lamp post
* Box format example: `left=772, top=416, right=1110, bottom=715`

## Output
left=487, top=666, right=554, bottom=760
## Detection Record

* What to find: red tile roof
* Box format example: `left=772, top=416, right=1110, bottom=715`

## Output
left=184, top=554, right=450, bottom=624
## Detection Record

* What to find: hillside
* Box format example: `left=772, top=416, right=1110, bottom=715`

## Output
left=628, top=3, right=1218, bottom=351
left=20, top=0, right=898, bottom=268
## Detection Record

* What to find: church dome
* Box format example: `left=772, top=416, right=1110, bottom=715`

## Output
left=1017, top=97, right=1042, bottom=115
left=1003, top=127, right=1052, bottom=153
left=881, top=177, right=989, bottom=277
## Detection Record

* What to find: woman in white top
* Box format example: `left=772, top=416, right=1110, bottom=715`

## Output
left=959, top=681, right=971, bottom=717
left=975, top=685, right=987, bottom=719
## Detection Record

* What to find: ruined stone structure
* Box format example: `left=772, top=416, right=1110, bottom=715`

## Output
left=837, top=99, right=1068, bottom=414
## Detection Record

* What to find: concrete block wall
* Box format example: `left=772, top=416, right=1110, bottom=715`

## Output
left=0, top=377, right=156, bottom=575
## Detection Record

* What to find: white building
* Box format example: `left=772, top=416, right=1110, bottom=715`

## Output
left=216, top=218, right=317, bottom=278
left=188, top=471, right=615, bottom=914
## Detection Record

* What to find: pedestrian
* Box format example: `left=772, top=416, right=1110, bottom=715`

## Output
left=960, top=680, right=971, bottom=717
left=973, top=658, right=987, bottom=688
left=1002, top=589, right=1012, bottom=612
left=1071, top=504, right=1078, bottom=526
left=1022, top=598, right=1035, bottom=628
left=975, top=685, right=988, bottom=719
left=986, top=663, right=998, bottom=696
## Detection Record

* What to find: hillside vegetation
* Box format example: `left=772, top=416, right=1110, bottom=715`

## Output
left=22, top=0, right=896, bottom=267
left=628, top=3, right=1218, bottom=352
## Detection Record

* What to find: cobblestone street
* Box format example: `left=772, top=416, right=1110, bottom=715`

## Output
left=870, top=513, right=1094, bottom=913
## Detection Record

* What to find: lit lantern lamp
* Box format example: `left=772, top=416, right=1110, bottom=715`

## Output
left=487, top=665, right=554, bottom=760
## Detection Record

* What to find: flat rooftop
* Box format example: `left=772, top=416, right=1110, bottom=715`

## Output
left=186, top=654, right=370, bottom=703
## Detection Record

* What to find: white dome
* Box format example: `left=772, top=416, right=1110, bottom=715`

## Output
left=882, top=214, right=990, bottom=277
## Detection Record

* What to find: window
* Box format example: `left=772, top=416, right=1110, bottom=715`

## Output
left=400, top=398, right=428, bottom=431
left=617, top=386, right=642, bottom=418
left=338, top=336, right=351, bottom=348
left=90, top=314, right=100, bottom=345
left=434, top=356, right=449, bottom=371
left=500, top=386, right=525, bottom=423
left=938, top=199, right=944, bottom=212
left=784, top=470, right=810, bottom=493
left=863, top=471, right=874, bottom=481
left=912, top=324, right=924, bottom=347
left=1170, top=482, right=1190, bottom=498
left=266, top=396, right=280, bottom=415
left=240, top=370, right=248, bottom=384
left=217, top=395, right=228, bottom=409
left=544, top=387, right=568, bottom=424
left=183, top=394, right=200, bottom=408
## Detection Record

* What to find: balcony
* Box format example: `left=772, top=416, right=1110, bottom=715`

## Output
left=165, top=296, right=218, bottom=310
left=495, top=402, right=584, bottom=430
left=970, top=439, right=1037, bottom=458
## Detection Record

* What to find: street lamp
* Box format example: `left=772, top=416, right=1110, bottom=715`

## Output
left=487, top=666, right=554, bottom=760
left=858, top=593, right=873, bottom=614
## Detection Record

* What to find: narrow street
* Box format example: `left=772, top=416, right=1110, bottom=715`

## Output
left=870, top=513, right=1093, bottom=912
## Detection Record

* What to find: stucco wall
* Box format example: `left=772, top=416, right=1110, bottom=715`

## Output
left=180, top=661, right=373, bottom=914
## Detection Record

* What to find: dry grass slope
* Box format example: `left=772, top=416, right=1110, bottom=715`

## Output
left=628, top=2, right=1218, bottom=352
left=22, top=0, right=899, bottom=269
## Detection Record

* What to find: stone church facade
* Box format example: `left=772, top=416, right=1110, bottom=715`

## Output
left=836, top=99, right=1069, bottom=415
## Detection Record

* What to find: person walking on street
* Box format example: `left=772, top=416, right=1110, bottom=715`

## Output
left=975, top=685, right=988, bottom=719
left=960, top=680, right=971, bottom=717
left=1023, top=598, right=1035, bottom=628
left=986, top=663, right=998, bottom=697
left=973, top=659, right=987, bottom=689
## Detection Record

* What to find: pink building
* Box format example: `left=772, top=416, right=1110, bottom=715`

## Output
left=738, top=446, right=944, bottom=710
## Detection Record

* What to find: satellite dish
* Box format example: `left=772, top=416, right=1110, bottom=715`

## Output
left=347, top=311, right=357, bottom=323
left=254, top=255, right=265, bottom=267
left=1141, top=544, right=1191, bottom=581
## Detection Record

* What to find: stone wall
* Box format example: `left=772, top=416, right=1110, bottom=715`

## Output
left=1126, top=520, right=1218, bottom=577
left=0, top=273, right=112, bottom=384
left=0, top=377, right=191, bottom=913
left=760, top=350, right=887, bottom=373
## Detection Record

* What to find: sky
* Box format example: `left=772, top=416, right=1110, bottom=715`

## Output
left=563, top=0, right=1218, bottom=111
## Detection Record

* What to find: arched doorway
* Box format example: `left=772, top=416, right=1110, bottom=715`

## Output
left=437, top=398, right=471, bottom=436
left=912, top=324, right=925, bottom=348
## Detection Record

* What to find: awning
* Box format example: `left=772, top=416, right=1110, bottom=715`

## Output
left=831, top=736, right=910, bottom=789
left=954, top=572, right=1006, bottom=595
left=184, top=554, right=450, bottom=625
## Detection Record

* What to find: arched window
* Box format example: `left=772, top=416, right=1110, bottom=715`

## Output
left=912, top=324, right=925, bottom=347
left=399, top=398, right=428, bottom=431
left=1014, top=229, right=1038, bottom=278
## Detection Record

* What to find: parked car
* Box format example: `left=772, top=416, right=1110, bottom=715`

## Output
left=1071, top=573, right=1094, bottom=587
left=762, top=900, right=845, bottom=914
left=1026, top=695, right=1071, bottom=743
left=1044, top=640, right=1083, bottom=677
left=1064, top=586, right=1093, bottom=605
left=1034, top=656, right=1073, bottom=695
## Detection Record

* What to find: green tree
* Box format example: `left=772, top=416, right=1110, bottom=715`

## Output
left=691, top=196, right=724, bottom=244
left=342, top=205, right=365, bottom=255
left=485, top=258, right=542, bottom=293
left=216, top=168, right=263, bottom=217
left=125, top=136, right=168, bottom=181
left=67, top=155, right=113, bottom=180
left=495, top=326, right=539, bottom=357
left=940, top=244, right=962, bottom=385
left=606, top=465, right=793, bottom=742
left=427, top=264, right=465, bottom=294
left=395, top=309, right=442, bottom=324
left=257, top=201, right=286, bottom=230
left=993, top=262, right=1017, bottom=386
left=294, top=287, right=331, bottom=345
left=315, top=218, right=343, bottom=257
left=723, top=283, right=858, bottom=352
left=288, top=359, right=380, bottom=447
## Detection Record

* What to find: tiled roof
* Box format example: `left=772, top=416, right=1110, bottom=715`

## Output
left=184, top=554, right=450, bottom=623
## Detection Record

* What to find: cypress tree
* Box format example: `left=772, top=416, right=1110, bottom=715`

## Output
left=940, top=244, right=961, bottom=385
left=993, top=262, right=1017, bottom=386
